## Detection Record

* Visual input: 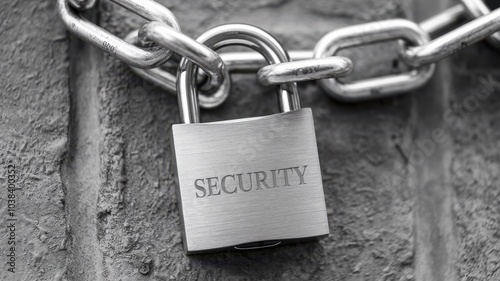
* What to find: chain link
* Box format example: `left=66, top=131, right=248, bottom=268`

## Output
left=124, top=48, right=317, bottom=108
left=461, top=0, right=500, bottom=50
left=257, top=57, right=353, bottom=85
left=59, top=0, right=499, bottom=105
left=261, top=4, right=499, bottom=101
left=403, top=7, right=500, bottom=67
left=312, top=19, right=435, bottom=101
left=58, top=0, right=181, bottom=68
left=138, top=21, right=225, bottom=90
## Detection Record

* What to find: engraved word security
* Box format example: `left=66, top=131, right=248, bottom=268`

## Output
left=171, top=24, right=329, bottom=253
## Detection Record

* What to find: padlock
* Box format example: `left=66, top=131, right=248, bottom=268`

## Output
left=171, top=24, right=329, bottom=254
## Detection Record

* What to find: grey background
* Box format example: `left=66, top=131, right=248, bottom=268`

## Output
left=1, top=0, right=500, bottom=280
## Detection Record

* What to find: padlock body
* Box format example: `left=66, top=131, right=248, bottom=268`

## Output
left=170, top=108, right=329, bottom=253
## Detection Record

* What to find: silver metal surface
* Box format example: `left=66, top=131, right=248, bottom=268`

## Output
left=403, top=7, right=500, bottom=67
left=124, top=31, right=231, bottom=109
left=121, top=6, right=463, bottom=97
left=256, top=6, right=461, bottom=89
left=419, top=4, right=465, bottom=35
left=221, top=51, right=313, bottom=72
left=68, top=0, right=96, bottom=10
left=170, top=109, right=329, bottom=253
left=62, top=0, right=497, bottom=104
left=124, top=61, right=231, bottom=109
left=257, top=57, right=353, bottom=85
left=313, top=19, right=435, bottom=102
left=124, top=47, right=311, bottom=96
left=461, top=0, right=500, bottom=51
left=138, top=21, right=225, bottom=90
left=177, top=24, right=301, bottom=124
left=58, top=0, right=181, bottom=68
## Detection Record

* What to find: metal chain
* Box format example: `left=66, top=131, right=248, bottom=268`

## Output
left=58, top=0, right=181, bottom=68
left=402, top=7, right=500, bottom=67
left=256, top=57, right=353, bottom=86
left=138, top=21, right=225, bottom=90
left=311, top=19, right=435, bottom=101
left=59, top=0, right=500, bottom=106
left=461, top=0, right=500, bottom=50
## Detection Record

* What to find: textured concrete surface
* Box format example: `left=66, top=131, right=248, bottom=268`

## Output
left=449, top=32, right=500, bottom=281
left=0, top=0, right=69, bottom=280
left=1, top=0, right=500, bottom=280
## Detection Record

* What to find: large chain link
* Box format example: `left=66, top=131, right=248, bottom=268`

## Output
left=461, top=0, right=500, bottom=50
left=312, top=19, right=435, bottom=101
left=58, top=0, right=181, bottom=68
left=60, top=0, right=500, bottom=106
left=403, top=7, right=500, bottom=66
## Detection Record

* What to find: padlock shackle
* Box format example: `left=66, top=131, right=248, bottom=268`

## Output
left=176, top=24, right=301, bottom=124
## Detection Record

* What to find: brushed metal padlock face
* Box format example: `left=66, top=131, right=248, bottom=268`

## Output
left=170, top=108, right=329, bottom=253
